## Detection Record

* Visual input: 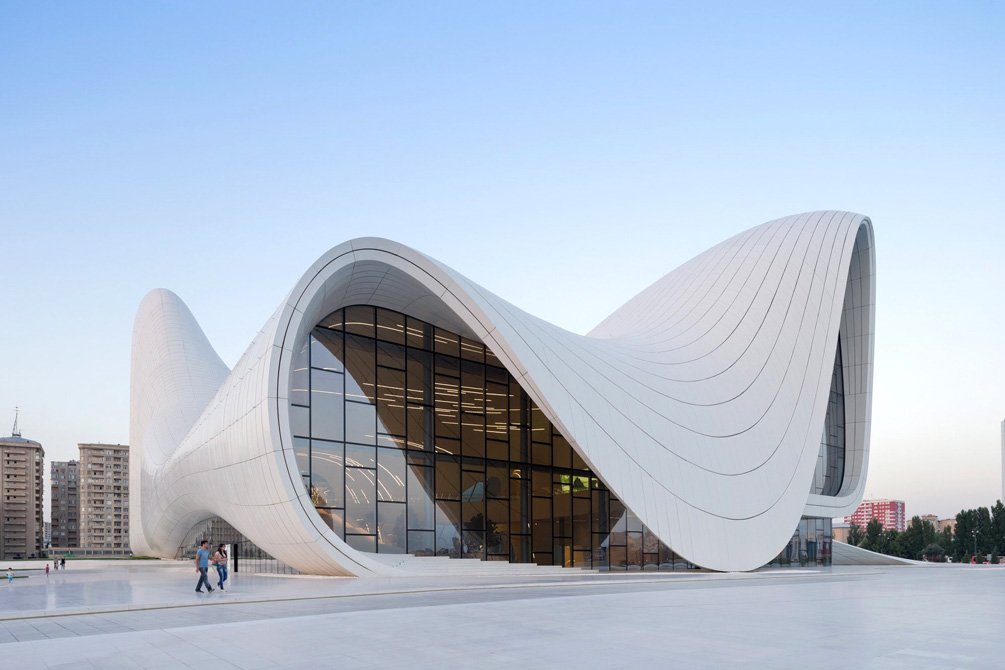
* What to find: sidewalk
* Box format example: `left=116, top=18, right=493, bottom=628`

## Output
left=1, top=560, right=832, bottom=621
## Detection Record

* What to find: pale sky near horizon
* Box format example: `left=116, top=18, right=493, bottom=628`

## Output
left=1, top=2, right=1003, bottom=521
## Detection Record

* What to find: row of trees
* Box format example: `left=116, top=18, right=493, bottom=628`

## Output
left=844, top=501, right=1005, bottom=563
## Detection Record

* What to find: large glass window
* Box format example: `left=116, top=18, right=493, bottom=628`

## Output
left=811, top=337, right=846, bottom=496
left=290, top=305, right=825, bottom=569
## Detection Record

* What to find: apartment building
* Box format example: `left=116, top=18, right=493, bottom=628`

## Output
left=78, top=443, right=130, bottom=555
left=845, top=499, right=907, bottom=533
left=0, top=419, right=45, bottom=560
left=50, top=460, right=80, bottom=548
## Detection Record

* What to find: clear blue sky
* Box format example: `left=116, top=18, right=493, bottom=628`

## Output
left=1, top=2, right=1003, bottom=519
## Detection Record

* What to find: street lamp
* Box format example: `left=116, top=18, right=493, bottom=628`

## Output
left=972, top=528, right=979, bottom=562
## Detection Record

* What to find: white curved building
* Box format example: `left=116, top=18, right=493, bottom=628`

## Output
left=130, top=210, right=875, bottom=575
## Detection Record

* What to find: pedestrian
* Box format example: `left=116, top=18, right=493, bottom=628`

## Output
left=5, top=567, right=12, bottom=584
left=45, top=563, right=50, bottom=577
left=60, top=558, right=65, bottom=570
left=212, top=544, right=228, bottom=591
left=194, top=540, right=214, bottom=593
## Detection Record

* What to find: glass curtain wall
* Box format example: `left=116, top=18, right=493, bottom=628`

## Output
left=289, top=305, right=830, bottom=570
left=810, top=337, right=846, bottom=496
left=766, top=517, right=833, bottom=567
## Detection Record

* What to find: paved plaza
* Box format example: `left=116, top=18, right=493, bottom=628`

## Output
left=1, top=562, right=1003, bottom=669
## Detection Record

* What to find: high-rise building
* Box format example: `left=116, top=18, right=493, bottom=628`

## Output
left=0, top=412, right=45, bottom=560
left=50, top=460, right=80, bottom=548
left=78, top=443, right=130, bottom=554
left=43, top=521, right=51, bottom=548
left=845, top=499, right=907, bottom=532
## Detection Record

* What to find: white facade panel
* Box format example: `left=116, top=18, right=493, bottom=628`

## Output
left=130, top=211, right=876, bottom=574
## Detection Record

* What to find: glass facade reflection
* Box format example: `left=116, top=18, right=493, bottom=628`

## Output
left=290, top=306, right=832, bottom=569
left=811, top=337, right=846, bottom=496
left=766, top=517, right=833, bottom=567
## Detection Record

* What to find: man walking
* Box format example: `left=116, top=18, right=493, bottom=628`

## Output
left=194, top=540, right=214, bottom=593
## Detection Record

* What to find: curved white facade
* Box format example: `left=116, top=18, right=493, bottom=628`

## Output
left=130, top=210, right=875, bottom=574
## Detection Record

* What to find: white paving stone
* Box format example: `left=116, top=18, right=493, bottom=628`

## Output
left=1, top=563, right=1004, bottom=668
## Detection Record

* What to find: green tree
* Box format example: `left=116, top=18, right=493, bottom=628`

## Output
left=900, top=516, right=926, bottom=559
left=880, top=529, right=898, bottom=556
left=977, top=506, right=993, bottom=557
left=922, top=543, right=945, bottom=562
left=861, top=518, right=884, bottom=552
left=952, top=507, right=994, bottom=559
left=889, top=530, right=907, bottom=558
left=938, top=526, right=953, bottom=554
left=847, top=523, right=864, bottom=546
left=921, top=519, right=936, bottom=548
left=953, top=509, right=976, bottom=561
left=991, top=500, right=1005, bottom=553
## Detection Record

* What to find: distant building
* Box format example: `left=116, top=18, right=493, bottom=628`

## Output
left=43, top=521, right=51, bottom=548
left=78, top=443, right=130, bottom=556
left=832, top=523, right=852, bottom=543
left=0, top=412, right=45, bottom=560
left=845, top=499, right=906, bottom=533
left=918, top=514, right=957, bottom=534
left=50, top=460, right=80, bottom=548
